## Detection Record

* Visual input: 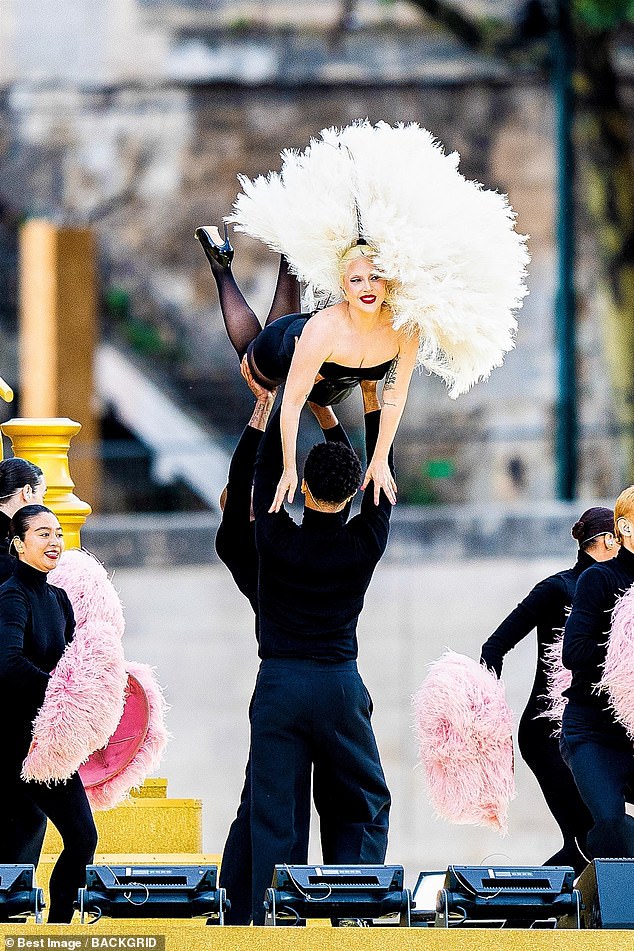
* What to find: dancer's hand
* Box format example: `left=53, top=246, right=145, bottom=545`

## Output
left=241, top=354, right=276, bottom=403
left=362, top=457, right=397, bottom=506
left=270, top=467, right=297, bottom=512
left=308, top=402, right=338, bottom=429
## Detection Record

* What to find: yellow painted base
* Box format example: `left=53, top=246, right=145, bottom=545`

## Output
left=43, top=796, right=203, bottom=854
left=2, top=919, right=634, bottom=951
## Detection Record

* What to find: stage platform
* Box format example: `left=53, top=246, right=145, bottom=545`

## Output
left=2, top=920, right=634, bottom=951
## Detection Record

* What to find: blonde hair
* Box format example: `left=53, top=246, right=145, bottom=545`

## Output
left=337, top=243, right=378, bottom=279
left=338, top=243, right=398, bottom=313
left=614, top=485, right=634, bottom=544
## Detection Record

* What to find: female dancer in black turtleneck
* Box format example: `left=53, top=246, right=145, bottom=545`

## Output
left=481, top=507, right=617, bottom=874
left=562, top=488, right=634, bottom=859
left=0, top=459, right=49, bottom=871
left=0, top=505, right=97, bottom=923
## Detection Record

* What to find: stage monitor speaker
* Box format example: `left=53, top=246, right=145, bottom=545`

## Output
left=0, top=865, right=44, bottom=923
left=435, top=865, right=580, bottom=929
left=264, top=864, right=412, bottom=926
left=77, top=865, right=227, bottom=924
left=575, top=859, right=634, bottom=929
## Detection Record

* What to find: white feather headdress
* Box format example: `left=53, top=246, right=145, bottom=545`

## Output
left=228, top=121, right=529, bottom=398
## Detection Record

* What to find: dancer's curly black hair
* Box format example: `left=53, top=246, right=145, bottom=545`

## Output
left=303, top=440, right=362, bottom=505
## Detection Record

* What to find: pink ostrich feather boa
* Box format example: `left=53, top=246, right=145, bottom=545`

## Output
left=20, top=549, right=169, bottom=808
left=413, top=650, right=515, bottom=835
left=599, top=584, right=634, bottom=738
left=84, top=661, right=170, bottom=811
left=539, top=629, right=571, bottom=733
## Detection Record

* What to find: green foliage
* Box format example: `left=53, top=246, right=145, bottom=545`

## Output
left=574, top=0, right=634, bottom=30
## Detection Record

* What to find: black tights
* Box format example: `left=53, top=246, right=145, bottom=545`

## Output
left=211, top=255, right=300, bottom=360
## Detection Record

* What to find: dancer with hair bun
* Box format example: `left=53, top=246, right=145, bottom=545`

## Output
left=196, top=120, right=529, bottom=511
left=0, top=458, right=46, bottom=583
left=481, top=507, right=617, bottom=873
left=561, top=488, right=634, bottom=859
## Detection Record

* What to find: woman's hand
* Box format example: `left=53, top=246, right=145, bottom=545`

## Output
left=270, top=466, right=298, bottom=513
left=362, top=457, right=397, bottom=506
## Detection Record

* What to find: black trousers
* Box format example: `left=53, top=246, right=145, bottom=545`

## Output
left=220, top=742, right=311, bottom=924
left=249, top=658, right=391, bottom=925
left=561, top=704, right=634, bottom=860
left=3, top=770, right=97, bottom=923
left=518, top=704, right=592, bottom=874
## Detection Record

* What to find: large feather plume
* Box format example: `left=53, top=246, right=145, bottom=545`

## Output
left=229, top=121, right=529, bottom=397
left=599, top=584, right=634, bottom=739
left=413, top=650, right=515, bottom=834
left=539, top=629, right=571, bottom=733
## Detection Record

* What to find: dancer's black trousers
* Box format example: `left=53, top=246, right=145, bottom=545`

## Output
left=3, top=771, right=97, bottom=923
left=518, top=708, right=592, bottom=872
left=249, top=658, right=390, bottom=925
left=561, top=704, right=634, bottom=860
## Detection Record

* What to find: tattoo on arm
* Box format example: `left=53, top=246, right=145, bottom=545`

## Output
left=384, top=356, right=399, bottom=390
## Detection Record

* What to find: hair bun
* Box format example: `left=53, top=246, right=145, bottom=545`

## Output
left=571, top=520, right=585, bottom=540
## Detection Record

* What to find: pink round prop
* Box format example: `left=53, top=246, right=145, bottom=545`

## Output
left=80, top=674, right=150, bottom=789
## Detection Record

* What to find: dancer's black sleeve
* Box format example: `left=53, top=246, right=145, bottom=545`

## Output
left=215, top=424, right=260, bottom=606
left=348, top=410, right=393, bottom=558
left=480, top=577, right=562, bottom=677
left=562, top=567, right=613, bottom=672
left=253, top=408, right=296, bottom=544
left=0, top=588, right=50, bottom=710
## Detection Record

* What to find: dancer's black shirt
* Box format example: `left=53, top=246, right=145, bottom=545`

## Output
left=0, top=560, right=75, bottom=758
left=481, top=549, right=595, bottom=708
left=253, top=408, right=393, bottom=661
left=563, top=546, right=634, bottom=729
left=216, top=420, right=352, bottom=625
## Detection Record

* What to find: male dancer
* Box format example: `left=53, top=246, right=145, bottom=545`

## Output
left=216, top=368, right=356, bottom=923
left=250, top=382, right=392, bottom=924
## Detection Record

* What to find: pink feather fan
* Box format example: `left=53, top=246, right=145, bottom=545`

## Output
left=539, top=629, right=571, bottom=733
left=21, top=549, right=169, bottom=808
left=413, top=650, right=515, bottom=834
left=599, top=584, right=634, bottom=738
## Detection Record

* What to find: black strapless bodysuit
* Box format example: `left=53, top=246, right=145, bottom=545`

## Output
left=248, top=312, right=394, bottom=406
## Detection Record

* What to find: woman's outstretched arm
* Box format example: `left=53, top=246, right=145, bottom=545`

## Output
left=362, top=331, right=419, bottom=505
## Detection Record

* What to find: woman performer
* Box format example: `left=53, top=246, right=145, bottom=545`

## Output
left=481, top=507, right=617, bottom=873
left=0, top=505, right=97, bottom=922
left=0, top=458, right=46, bottom=583
left=0, top=459, right=49, bottom=870
left=196, top=120, right=529, bottom=511
left=196, top=231, right=414, bottom=509
left=561, top=488, right=634, bottom=858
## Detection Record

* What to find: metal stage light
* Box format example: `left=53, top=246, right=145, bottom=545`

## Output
left=435, top=865, right=581, bottom=929
left=263, top=864, right=412, bottom=926
left=0, top=865, right=44, bottom=923
left=77, top=865, right=227, bottom=924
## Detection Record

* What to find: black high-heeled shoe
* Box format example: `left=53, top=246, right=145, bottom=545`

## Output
left=194, top=224, right=234, bottom=271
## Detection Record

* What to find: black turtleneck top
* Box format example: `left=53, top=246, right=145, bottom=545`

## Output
left=253, top=408, right=393, bottom=661
left=481, top=549, right=595, bottom=712
left=0, top=560, right=75, bottom=759
left=215, top=420, right=351, bottom=624
left=0, top=510, right=15, bottom=585
left=563, top=546, right=634, bottom=729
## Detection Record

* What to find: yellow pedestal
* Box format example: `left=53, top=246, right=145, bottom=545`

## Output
left=0, top=416, right=91, bottom=549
